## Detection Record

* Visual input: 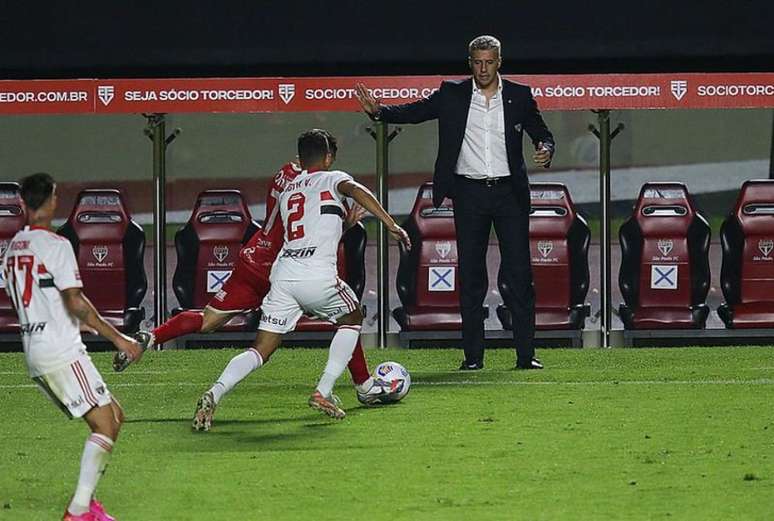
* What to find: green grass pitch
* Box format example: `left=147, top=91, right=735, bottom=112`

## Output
left=0, top=347, right=772, bottom=520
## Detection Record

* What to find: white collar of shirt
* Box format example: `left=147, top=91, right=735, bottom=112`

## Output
left=472, top=74, right=503, bottom=98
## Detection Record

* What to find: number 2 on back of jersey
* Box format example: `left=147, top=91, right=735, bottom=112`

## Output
left=287, top=193, right=306, bottom=241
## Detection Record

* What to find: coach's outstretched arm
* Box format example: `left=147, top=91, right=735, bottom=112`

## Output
left=62, top=288, right=143, bottom=361
left=338, top=180, right=411, bottom=250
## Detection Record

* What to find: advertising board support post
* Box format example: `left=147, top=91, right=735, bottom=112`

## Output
left=589, top=110, right=624, bottom=348
left=368, top=122, right=401, bottom=348
left=143, top=114, right=179, bottom=346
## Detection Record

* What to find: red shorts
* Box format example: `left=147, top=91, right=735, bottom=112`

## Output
left=207, top=260, right=270, bottom=313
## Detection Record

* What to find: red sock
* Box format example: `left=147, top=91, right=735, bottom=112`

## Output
left=347, top=339, right=370, bottom=385
left=153, top=311, right=204, bottom=344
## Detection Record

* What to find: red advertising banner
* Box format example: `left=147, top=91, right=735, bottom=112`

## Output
left=1, top=73, right=773, bottom=115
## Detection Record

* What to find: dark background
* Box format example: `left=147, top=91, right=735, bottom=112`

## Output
left=1, top=0, right=772, bottom=79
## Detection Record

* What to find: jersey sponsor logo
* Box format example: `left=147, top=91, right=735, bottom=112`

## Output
left=19, top=321, right=47, bottom=335
left=670, top=80, right=688, bottom=100
left=92, top=245, right=109, bottom=263
left=97, top=85, right=115, bottom=106
left=207, top=270, right=232, bottom=293
left=213, top=245, right=230, bottom=263
left=260, top=313, right=287, bottom=326
left=281, top=246, right=317, bottom=258
left=278, top=83, right=296, bottom=104
left=10, top=240, right=29, bottom=251
left=428, top=266, right=455, bottom=292
left=651, top=265, right=678, bottom=290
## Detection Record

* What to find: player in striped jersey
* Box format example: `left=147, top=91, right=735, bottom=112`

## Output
left=1, top=173, right=143, bottom=521
left=121, top=143, right=397, bottom=418
left=193, top=129, right=411, bottom=424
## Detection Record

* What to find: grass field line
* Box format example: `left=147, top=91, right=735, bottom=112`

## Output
left=3, top=378, right=774, bottom=391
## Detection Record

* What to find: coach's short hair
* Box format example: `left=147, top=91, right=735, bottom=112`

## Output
left=468, top=35, right=502, bottom=57
left=20, top=172, right=55, bottom=211
left=297, top=129, right=338, bottom=165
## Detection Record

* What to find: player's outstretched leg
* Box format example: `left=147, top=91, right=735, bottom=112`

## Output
left=193, top=331, right=281, bottom=431
left=115, top=309, right=235, bottom=372
left=64, top=400, right=123, bottom=521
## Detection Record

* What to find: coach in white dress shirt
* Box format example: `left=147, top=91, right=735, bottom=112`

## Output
left=356, top=35, right=555, bottom=370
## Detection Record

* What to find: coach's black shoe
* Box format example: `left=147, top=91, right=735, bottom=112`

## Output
left=515, top=358, right=544, bottom=370
left=459, top=360, right=484, bottom=371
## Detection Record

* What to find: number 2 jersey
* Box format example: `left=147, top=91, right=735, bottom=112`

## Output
left=270, top=169, right=354, bottom=282
left=1, top=226, right=86, bottom=377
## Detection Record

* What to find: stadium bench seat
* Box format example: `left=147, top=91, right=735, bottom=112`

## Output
left=0, top=183, right=25, bottom=333
left=718, top=180, right=774, bottom=328
left=497, top=183, right=591, bottom=331
left=618, top=182, right=711, bottom=329
left=393, top=182, right=479, bottom=330
left=57, top=189, right=147, bottom=333
left=291, top=221, right=367, bottom=332
left=173, top=190, right=260, bottom=331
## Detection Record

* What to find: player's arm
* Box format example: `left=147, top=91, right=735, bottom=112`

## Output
left=338, top=180, right=411, bottom=250
left=61, top=288, right=143, bottom=361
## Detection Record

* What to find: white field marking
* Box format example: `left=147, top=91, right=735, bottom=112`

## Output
left=3, top=378, right=774, bottom=391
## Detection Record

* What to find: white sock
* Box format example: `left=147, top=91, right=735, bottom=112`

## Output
left=317, top=326, right=361, bottom=397
left=210, top=349, right=263, bottom=404
left=355, top=376, right=375, bottom=393
left=68, top=433, right=114, bottom=515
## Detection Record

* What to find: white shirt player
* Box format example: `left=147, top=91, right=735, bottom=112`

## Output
left=1, top=226, right=86, bottom=377
left=270, top=169, right=354, bottom=282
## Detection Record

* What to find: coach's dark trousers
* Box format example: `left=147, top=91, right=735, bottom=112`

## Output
left=452, top=175, right=535, bottom=366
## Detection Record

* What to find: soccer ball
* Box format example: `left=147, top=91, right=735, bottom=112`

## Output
left=373, top=361, right=411, bottom=403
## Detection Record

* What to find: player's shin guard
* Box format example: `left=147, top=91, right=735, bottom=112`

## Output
left=317, top=325, right=361, bottom=397
left=68, top=433, right=113, bottom=515
left=348, top=339, right=371, bottom=386
left=209, top=348, right=263, bottom=404
left=153, top=311, right=204, bottom=344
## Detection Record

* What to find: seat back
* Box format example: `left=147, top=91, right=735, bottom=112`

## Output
left=721, top=180, right=774, bottom=305
left=58, top=189, right=147, bottom=313
left=0, top=183, right=25, bottom=321
left=619, top=182, right=710, bottom=312
left=396, top=183, right=459, bottom=309
left=528, top=183, right=590, bottom=310
left=173, top=190, right=260, bottom=309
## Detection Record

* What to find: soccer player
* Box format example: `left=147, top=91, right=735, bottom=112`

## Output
left=1, top=173, right=143, bottom=521
left=192, top=129, right=411, bottom=428
left=120, top=154, right=395, bottom=406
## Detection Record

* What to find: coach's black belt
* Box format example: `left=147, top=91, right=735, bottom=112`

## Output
left=460, top=176, right=510, bottom=187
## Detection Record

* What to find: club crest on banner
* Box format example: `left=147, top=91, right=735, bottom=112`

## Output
left=92, top=245, right=108, bottom=263
left=759, top=239, right=773, bottom=258
left=657, top=239, right=673, bottom=256
left=213, top=245, right=230, bottom=263
left=435, top=241, right=451, bottom=259
left=279, top=84, right=296, bottom=105
left=97, top=85, right=114, bottom=106
left=537, top=240, right=553, bottom=258
left=670, top=80, right=687, bottom=100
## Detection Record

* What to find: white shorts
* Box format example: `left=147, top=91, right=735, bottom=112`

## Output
left=259, top=277, right=359, bottom=334
left=33, top=356, right=113, bottom=419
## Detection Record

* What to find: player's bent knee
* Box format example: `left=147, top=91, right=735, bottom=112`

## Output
left=337, top=307, right=363, bottom=327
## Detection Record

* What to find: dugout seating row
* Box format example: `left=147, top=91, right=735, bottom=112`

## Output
left=617, top=180, right=774, bottom=330
left=5, top=181, right=774, bottom=339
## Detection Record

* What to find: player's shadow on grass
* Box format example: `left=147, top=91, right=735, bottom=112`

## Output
left=124, top=414, right=323, bottom=426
